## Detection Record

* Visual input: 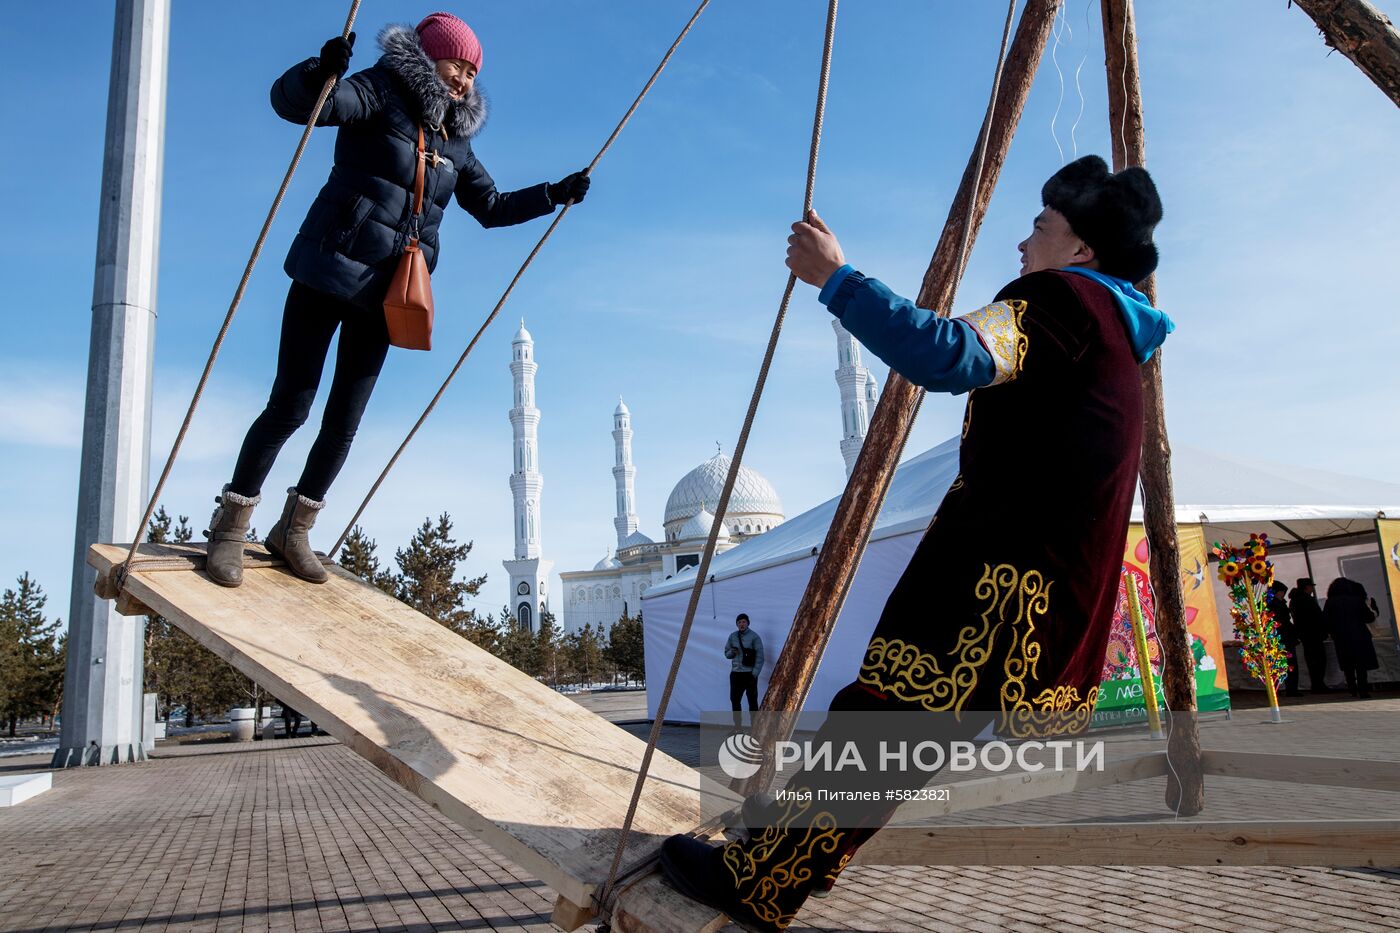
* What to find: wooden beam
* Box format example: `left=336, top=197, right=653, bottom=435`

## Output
left=551, top=895, right=596, bottom=931
left=741, top=0, right=1062, bottom=796
left=853, top=820, right=1400, bottom=867
left=1201, top=750, right=1400, bottom=792
left=609, top=870, right=731, bottom=933
left=88, top=543, right=736, bottom=919
left=888, top=751, right=1168, bottom=823
left=1290, top=0, right=1400, bottom=106
left=1100, top=0, right=1205, bottom=818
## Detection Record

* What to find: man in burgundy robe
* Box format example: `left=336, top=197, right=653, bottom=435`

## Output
left=659, top=156, right=1173, bottom=932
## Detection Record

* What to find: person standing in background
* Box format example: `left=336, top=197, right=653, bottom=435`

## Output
left=724, top=613, right=764, bottom=729
left=1290, top=578, right=1331, bottom=693
left=1271, top=580, right=1301, bottom=697
left=1325, top=578, right=1378, bottom=699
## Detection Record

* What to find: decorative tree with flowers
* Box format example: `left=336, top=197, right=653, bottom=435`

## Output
left=1213, top=533, right=1291, bottom=722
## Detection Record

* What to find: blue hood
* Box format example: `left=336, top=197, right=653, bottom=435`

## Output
left=1059, top=267, right=1174, bottom=364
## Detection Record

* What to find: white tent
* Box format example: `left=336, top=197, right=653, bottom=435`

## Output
left=641, top=436, right=1400, bottom=723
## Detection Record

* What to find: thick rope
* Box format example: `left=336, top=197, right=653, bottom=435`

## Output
left=116, top=1, right=361, bottom=587
left=330, top=0, right=713, bottom=556
left=592, top=1, right=842, bottom=921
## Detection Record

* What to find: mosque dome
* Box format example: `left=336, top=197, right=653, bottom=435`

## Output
left=619, top=530, right=654, bottom=549
left=677, top=506, right=730, bottom=543
left=615, top=397, right=630, bottom=416
left=593, top=551, right=622, bottom=571
left=663, top=453, right=784, bottom=529
left=513, top=319, right=533, bottom=343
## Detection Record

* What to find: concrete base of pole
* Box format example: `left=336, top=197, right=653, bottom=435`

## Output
left=51, top=743, right=148, bottom=768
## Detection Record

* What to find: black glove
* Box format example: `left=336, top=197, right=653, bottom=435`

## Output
left=547, top=170, right=591, bottom=207
left=311, top=32, right=355, bottom=82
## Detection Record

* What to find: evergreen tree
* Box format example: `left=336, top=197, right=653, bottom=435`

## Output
left=608, top=611, right=645, bottom=684
left=338, top=525, right=396, bottom=594
left=495, top=604, right=538, bottom=674
left=0, top=574, right=64, bottom=736
left=535, top=609, right=562, bottom=686
left=394, top=514, right=489, bottom=637
left=143, top=508, right=249, bottom=725
left=565, top=622, right=607, bottom=688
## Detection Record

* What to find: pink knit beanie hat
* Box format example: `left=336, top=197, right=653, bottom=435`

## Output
left=416, top=12, right=483, bottom=72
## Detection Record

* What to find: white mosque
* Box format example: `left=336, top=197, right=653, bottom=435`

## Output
left=503, top=318, right=877, bottom=634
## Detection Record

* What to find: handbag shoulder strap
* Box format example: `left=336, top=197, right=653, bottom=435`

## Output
left=412, top=125, right=426, bottom=219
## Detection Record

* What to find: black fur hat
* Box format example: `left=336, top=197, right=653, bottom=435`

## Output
left=1041, top=155, right=1162, bottom=283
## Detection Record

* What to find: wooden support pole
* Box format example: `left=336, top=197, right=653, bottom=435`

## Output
left=1290, top=0, right=1400, bottom=106
left=1100, top=0, right=1205, bottom=816
left=740, top=0, right=1061, bottom=796
left=852, top=820, right=1400, bottom=868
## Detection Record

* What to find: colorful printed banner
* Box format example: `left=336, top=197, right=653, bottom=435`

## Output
left=1379, top=519, right=1400, bottom=641
left=1093, top=523, right=1231, bottom=726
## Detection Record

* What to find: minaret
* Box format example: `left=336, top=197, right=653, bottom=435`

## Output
left=503, top=321, right=552, bottom=633
left=612, top=397, right=639, bottom=549
left=832, top=319, right=877, bottom=476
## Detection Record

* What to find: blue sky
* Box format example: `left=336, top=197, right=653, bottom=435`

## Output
left=2, top=1, right=1397, bottom=626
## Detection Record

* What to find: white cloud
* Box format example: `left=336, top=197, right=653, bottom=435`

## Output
left=0, top=368, right=83, bottom=448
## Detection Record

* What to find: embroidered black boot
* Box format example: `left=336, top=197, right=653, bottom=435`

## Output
left=660, top=835, right=788, bottom=933
left=203, top=486, right=259, bottom=587
left=265, top=488, right=328, bottom=584
left=739, top=792, right=838, bottom=897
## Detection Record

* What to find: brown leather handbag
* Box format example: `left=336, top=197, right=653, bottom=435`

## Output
left=383, top=125, right=434, bottom=350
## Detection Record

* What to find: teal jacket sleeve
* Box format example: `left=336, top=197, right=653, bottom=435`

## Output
left=819, top=265, right=997, bottom=395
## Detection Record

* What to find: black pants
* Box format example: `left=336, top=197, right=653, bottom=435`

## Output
left=1302, top=639, right=1330, bottom=691
left=1284, top=643, right=1302, bottom=694
left=230, top=282, right=390, bottom=501
left=730, top=672, right=758, bottom=725
left=1343, top=668, right=1371, bottom=696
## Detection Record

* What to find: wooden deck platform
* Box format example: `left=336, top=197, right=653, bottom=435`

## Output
left=90, top=543, right=734, bottom=930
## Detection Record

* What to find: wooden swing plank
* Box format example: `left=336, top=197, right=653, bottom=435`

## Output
left=1201, top=751, right=1400, bottom=792
left=853, top=820, right=1400, bottom=867
left=884, top=750, right=1168, bottom=823
left=90, top=542, right=737, bottom=930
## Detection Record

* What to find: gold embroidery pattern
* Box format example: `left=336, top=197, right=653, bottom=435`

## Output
left=857, top=638, right=959, bottom=710
left=722, top=794, right=844, bottom=927
left=995, top=569, right=1049, bottom=717
left=986, top=567, right=1100, bottom=738
left=1005, top=684, right=1101, bottom=738
left=961, top=394, right=974, bottom=440
left=960, top=300, right=1028, bottom=386
left=824, top=850, right=854, bottom=886
left=859, top=563, right=1041, bottom=714
left=858, top=563, right=1094, bottom=736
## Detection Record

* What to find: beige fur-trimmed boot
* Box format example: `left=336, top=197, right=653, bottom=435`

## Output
left=265, top=488, right=328, bottom=584
left=204, top=486, right=260, bottom=588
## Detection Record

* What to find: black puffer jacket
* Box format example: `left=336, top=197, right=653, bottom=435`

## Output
left=274, top=25, right=554, bottom=310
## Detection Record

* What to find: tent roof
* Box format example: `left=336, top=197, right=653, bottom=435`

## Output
left=645, top=437, right=1399, bottom=599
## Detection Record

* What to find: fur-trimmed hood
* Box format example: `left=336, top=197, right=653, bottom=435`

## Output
left=378, top=23, right=487, bottom=138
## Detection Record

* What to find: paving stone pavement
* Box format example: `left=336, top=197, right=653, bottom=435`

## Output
left=1, top=691, right=1398, bottom=932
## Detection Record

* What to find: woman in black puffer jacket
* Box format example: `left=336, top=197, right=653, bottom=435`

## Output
left=205, top=13, right=590, bottom=588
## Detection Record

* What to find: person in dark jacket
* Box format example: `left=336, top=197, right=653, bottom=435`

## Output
left=724, top=614, right=765, bottom=729
left=203, top=14, right=590, bottom=587
left=1270, top=580, right=1302, bottom=696
left=280, top=703, right=304, bottom=738
left=659, top=156, right=1172, bottom=931
left=1290, top=577, right=1331, bottom=692
left=1325, top=577, right=1379, bottom=698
